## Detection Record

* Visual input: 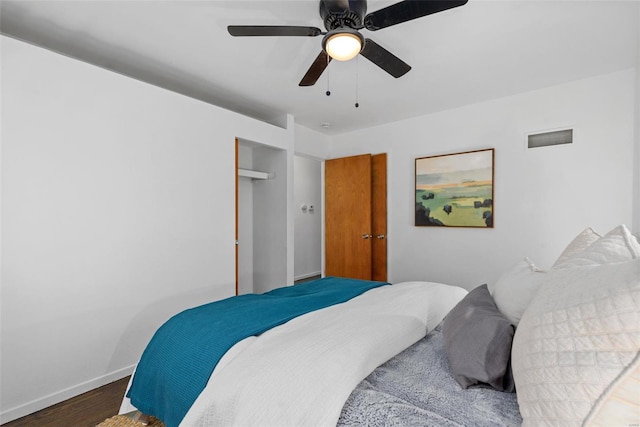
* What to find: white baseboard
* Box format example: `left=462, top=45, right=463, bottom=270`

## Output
left=0, top=365, right=136, bottom=424
left=294, top=271, right=322, bottom=282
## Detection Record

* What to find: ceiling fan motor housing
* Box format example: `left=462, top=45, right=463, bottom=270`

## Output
left=320, top=0, right=367, bottom=30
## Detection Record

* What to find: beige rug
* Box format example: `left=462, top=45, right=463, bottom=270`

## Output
left=96, top=414, right=165, bottom=427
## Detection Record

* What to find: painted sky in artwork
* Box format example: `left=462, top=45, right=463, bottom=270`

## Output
left=416, top=150, right=493, bottom=188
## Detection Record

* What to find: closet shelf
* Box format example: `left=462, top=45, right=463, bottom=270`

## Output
left=238, top=168, right=274, bottom=180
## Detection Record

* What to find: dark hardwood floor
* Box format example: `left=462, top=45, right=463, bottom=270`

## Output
left=1, top=376, right=130, bottom=427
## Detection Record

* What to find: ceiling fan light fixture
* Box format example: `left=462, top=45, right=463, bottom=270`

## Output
left=323, top=29, right=364, bottom=61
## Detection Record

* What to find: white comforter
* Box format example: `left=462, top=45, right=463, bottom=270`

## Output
left=122, top=281, right=467, bottom=426
left=185, top=281, right=465, bottom=426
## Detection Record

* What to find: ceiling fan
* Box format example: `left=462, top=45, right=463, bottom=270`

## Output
left=228, top=0, right=468, bottom=87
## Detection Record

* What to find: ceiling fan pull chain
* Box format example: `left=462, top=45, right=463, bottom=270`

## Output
left=355, top=55, right=359, bottom=108
left=326, top=54, right=331, bottom=96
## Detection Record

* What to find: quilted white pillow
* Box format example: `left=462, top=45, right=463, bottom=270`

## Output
left=583, top=353, right=640, bottom=426
left=489, top=257, right=546, bottom=326
left=511, top=259, right=640, bottom=426
left=552, top=227, right=601, bottom=268
left=553, top=224, right=640, bottom=269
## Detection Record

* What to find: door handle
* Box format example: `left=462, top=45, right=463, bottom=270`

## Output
left=376, top=234, right=385, bottom=239
left=362, top=234, right=372, bottom=239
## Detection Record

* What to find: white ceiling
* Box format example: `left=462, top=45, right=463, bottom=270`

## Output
left=1, top=0, right=638, bottom=136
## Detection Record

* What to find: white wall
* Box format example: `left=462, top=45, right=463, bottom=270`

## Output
left=330, top=69, right=637, bottom=290
left=634, top=6, right=640, bottom=233
left=294, top=124, right=331, bottom=160
left=0, top=36, right=295, bottom=422
left=294, top=156, right=322, bottom=280
left=252, top=145, right=288, bottom=294
left=293, top=124, right=331, bottom=279
left=237, top=145, right=254, bottom=295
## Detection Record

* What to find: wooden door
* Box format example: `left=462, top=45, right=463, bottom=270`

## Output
left=325, top=153, right=387, bottom=281
left=325, top=154, right=372, bottom=280
left=371, top=153, right=387, bottom=282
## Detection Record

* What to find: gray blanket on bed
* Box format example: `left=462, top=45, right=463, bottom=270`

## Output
left=337, top=324, right=522, bottom=427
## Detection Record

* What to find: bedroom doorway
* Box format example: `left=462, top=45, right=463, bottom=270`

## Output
left=325, top=153, right=387, bottom=281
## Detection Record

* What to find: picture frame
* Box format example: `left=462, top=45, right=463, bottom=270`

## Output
left=415, top=148, right=494, bottom=228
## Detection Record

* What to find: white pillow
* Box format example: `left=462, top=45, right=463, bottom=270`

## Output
left=552, top=227, right=601, bottom=268
left=489, top=257, right=546, bottom=326
left=553, top=224, right=640, bottom=269
left=583, top=353, right=640, bottom=426
left=511, top=259, right=640, bottom=426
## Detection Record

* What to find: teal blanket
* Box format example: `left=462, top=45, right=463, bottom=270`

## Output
left=127, top=277, right=389, bottom=427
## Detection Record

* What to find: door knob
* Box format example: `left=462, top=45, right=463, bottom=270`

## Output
left=362, top=234, right=372, bottom=239
left=376, top=234, right=385, bottom=239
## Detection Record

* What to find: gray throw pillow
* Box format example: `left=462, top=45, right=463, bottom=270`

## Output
left=442, top=284, right=515, bottom=392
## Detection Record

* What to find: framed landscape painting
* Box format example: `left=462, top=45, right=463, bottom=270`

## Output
left=415, top=148, right=494, bottom=228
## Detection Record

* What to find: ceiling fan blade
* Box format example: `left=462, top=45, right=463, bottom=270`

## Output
left=299, top=51, right=332, bottom=86
left=228, top=26, right=322, bottom=37
left=359, top=39, right=411, bottom=78
left=364, top=0, right=468, bottom=31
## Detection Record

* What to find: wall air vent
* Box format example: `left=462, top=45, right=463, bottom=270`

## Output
left=527, top=129, right=573, bottom=149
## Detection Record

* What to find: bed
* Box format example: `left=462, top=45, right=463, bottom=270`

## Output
left=120, top=224, right=640, bottom=427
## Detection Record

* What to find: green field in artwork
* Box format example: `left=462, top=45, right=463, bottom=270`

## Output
left=416, top=184, right=493, bottom=227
